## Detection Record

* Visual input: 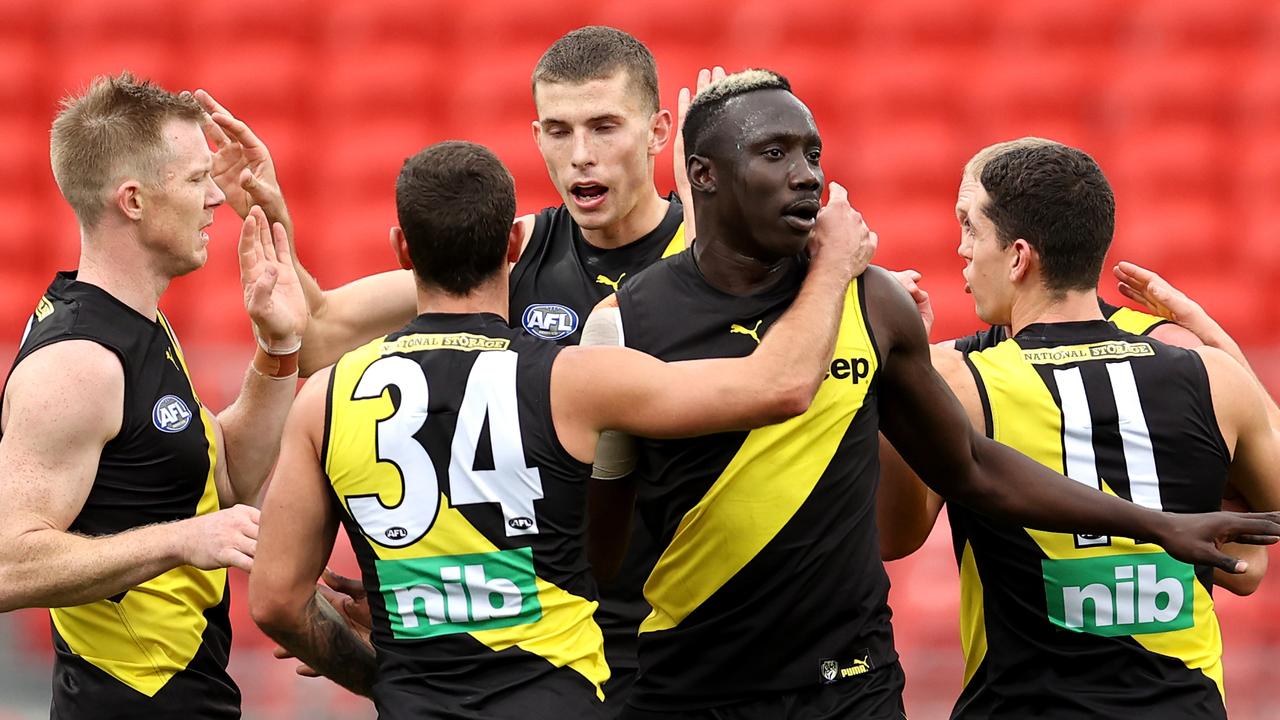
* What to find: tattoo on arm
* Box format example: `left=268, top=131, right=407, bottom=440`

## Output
left=275, top=590, right=378, bottom=697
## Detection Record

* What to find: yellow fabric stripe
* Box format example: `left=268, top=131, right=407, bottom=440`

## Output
left=974, top=339, right=1224, bottom=698
left=958, top=541, right=987, bottom=688
left=156, top=312, right=201, bottom=405
left=661, top=223, right=686, bottom=258
left=51, top=445, right=226, bottom=696
left=1107, top=306, right=1166, bottom=336
left=640, top=281, right=875, bottom=633
left=326, top=339, right=608, bottom=698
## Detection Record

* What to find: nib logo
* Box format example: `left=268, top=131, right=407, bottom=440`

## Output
left=378, top=548, right=542, bottom=639
left=1042, top=553, right=1195, bottom=637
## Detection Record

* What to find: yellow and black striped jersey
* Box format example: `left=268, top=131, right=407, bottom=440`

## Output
left=2, top=272, right=236, bottom=719
left=322, top=313, right=610, bottom=719
left=951, top=319, right=1230, bottom=719
left=615, top=252, right=897, bottom=712
left=508, top=195, right=686, bottom=703
left=953, top=299, right=1167, bottom=355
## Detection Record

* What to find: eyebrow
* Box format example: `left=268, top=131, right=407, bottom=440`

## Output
left=541, top=113, right=626, bottom=126
left=749, top=130, right=821, bottom=147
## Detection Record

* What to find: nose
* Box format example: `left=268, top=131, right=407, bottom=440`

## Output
left=956, top=232, right=972, bottom=260
left=571, top=129, right=595, bottom=170
left=788, top=154, right=820, bottom=191
left=207, top=178, right=226, bottom=209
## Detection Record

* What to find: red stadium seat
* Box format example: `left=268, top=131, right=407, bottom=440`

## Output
left=187, top=42, right=311, bottom=114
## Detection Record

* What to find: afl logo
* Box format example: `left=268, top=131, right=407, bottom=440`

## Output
left=522, top=303, right=578, bottom=341
left=385, top=527, right=408, bottom=541
left=509, top=517, right=534, bottom=531
left=152, top=395, right=192, bottom=433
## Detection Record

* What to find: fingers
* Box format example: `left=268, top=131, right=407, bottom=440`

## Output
left=223, top=549, right=254, bottom=572
left=696, top=68, right=711, bottom=95
left=238, top=210, right=265, bottom=284
left=827, top=181, right=848, bottom=207
left=194, top=88, right=230, bottom=117
left=711, top=66, right=726, bottom=83
left=1234, top=534, right=1280, bottom=545
left=212, top=110, right=265, bottom=151
left=677, top=86, right=691, bottom=126
left=272, top=645, right=294, bottom=660
left=271, top=221, right=292, bottom=267
left=322, top=567, right=365, bottom=596
left=1214, top=554, right=1247, bottom=574
left=252, top=205, right=277, bottom=264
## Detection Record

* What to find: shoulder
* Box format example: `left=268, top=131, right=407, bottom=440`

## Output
left=861, top=266, right=928, bottom=354
left=5, top=340, right=124, bottom=440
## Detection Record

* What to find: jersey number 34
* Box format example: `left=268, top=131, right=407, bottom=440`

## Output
left=346, top=352, right=544, bottom=548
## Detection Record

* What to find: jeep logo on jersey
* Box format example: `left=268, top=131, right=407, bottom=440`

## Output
left=508, top=517, right=534, bottom=531
left=1042, top=553, right=1194, bottom=637
left=826, top=356, right=871, bottom=384
left=521, top=303, right=578, bottom=341
left=152, top=395, right=192, bottom=433
left=377, top=547, right=542, bottom=639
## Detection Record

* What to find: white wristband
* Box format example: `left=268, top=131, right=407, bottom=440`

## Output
left=254, top=328, right=302, bottom=356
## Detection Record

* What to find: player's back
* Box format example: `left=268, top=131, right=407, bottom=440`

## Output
left=615, top=253, right=899, bottom=712
left=951, top=319, right=1231, bottom=719
left=323, top=312, right=608, bottom=720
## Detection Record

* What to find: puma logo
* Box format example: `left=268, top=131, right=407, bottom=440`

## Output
left=729, top=320, right=763, bottom=345
left=165, top=348, right=181, bottom=371
left=595, top=273, right=626, bottom=292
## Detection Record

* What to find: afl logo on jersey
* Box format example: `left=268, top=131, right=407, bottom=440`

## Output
left=522, top=303, right=578, bottom=341
left=152, top=395, right=193, bottom=433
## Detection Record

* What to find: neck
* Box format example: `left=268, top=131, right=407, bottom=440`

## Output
left=77, top=225, right=169, bottom=321
left=692, top=226, right=793, bottom=296
left=415, top=273, right=510, bottom=322
left=579, top=186, right=669, bottom=250
left=1008, top=286, right=1105, bottom=336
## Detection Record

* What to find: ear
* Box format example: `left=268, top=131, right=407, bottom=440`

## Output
left=506, top=221, right=523, bottom=264
left=687, top=154, right=716, bottom=194
left=1009, top=238, right=1034, bottom=284
left=389, top=226, right=413, bottom=271
left=116, top=180, right=144, bottom=222
left=648, top=109, right=673, bottom=156
left=531, top=120, right=543, bottom=146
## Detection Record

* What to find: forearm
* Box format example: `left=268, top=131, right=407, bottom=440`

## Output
left=300, top=271, right=418, bottom=376
left=262, top=590, right=377, bottom=697
left=0, top=522, right=186, bottom=611
left=218, top=354, right=299, bottom=505
left=949, top=437, right=1167, bottom=539
left=757, top=263, right=850, bottom=394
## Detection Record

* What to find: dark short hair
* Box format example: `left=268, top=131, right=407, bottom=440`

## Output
left=532, top=26, right=659, bottom=113
left=682, top=69, right=792, bottom=160
left=980, top=143, right=1116, bottom=293
left=51, top=71, right=204, bottom=228
left=395, top=141, right=516, bottom=296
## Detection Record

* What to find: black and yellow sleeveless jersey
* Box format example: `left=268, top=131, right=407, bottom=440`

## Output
left=950, top=320, right=1230, bottom=719
left=953, top=299, right=1167, bottom=355
left=615, top=252, right=897, bottom=712
left=507, top=194, right=686, bottom=701
left=509, top=194, right=684, bottom=345
left=1, top=272, right=236, bottom=719
left=323, top=313, right=610, bottom=719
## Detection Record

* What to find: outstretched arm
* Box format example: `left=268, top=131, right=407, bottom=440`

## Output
left=250, top=369, right=377, bottom=696
left=867, top=268, right=1280, bottom=573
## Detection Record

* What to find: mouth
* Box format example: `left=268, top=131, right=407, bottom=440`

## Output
left=569, top=182, right=609, bottom=211
left=781, top=198, right=820, bottom=233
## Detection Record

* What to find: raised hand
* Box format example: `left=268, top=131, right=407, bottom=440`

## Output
left=180, top=504, right=260, bottom=572
left=195, top=89, right=289, bottom=226
left=890, top=269, right=934, bottom=335
left=809, top=182, right=877, bottom=282
left=1113, top=261, right=1224, bottom=344
left=240, top=206, right=307, bottom=353
left=673, top=66, right=726, bottom=246
left=1156, top=510, right=1280, bottom=574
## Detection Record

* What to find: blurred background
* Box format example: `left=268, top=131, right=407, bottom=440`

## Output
left=1, top=0, right=1278, bottom=717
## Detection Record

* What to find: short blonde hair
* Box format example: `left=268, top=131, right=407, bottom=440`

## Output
left=50, top=72, right=204, bottom=228
left=963, top=137, right=1062, bottom=181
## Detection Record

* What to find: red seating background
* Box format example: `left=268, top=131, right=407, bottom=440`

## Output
left=0, top=1, right=1277, bottom=718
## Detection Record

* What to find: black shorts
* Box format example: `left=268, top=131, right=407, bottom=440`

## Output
left=619, top=662, right=906, bottom=720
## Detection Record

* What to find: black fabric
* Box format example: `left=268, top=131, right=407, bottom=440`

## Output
left=952, top=298, right=1162, bottom=355
left=616, top=252, right=897, bottom=712
left=952, top=320, right=1230, bottom=719
left=5, top=272, right=236, bottom=718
